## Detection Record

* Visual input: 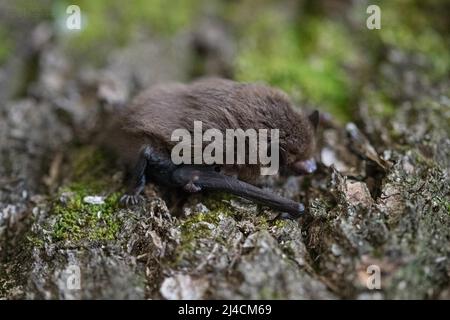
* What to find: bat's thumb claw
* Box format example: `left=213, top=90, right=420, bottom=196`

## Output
left=278, top=203, right=305, bottom=220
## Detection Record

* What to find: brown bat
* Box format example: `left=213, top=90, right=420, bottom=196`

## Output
left=112, top=78, right=319, bottom=218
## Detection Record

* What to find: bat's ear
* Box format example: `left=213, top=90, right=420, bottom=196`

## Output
left=308, top=110, right=319, bottom=131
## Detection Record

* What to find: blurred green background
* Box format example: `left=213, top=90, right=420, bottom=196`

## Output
left=0, top=0, right=448, bottom=121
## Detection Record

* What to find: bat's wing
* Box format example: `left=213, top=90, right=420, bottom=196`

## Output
left=172, top=166, right=304, bottom=218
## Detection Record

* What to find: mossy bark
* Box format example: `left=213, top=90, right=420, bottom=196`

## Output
left=1, top=0, right=449, bottom=299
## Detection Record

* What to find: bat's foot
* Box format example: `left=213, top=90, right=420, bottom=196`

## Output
left=277, top=203, right=305, bottom=220
left=182, top=181, right=202, bottom=193
left=120, top=194, right=144, bottom=207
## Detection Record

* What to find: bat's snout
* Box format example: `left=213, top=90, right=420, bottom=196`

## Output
left=292, top=158, right=317, bottom=175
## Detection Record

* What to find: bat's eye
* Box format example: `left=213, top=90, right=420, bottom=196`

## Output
left=286, top=153, right=296, bottom=164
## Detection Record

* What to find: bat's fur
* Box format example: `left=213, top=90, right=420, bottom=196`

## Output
left=115, top=78, right=317, bottom=181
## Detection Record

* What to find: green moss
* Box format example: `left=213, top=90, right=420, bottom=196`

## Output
left=203, top=192, right=271, bottom=228
left=233, top=0, right=448, bottom=123
left=70, top=145, right=117, bottom=193
left=255, top=215, right=269, bottom=230
left=174, top=210, right=223, bottom=262
left=0, top=28, right=12, bottom=64
left=377, top=0, right=450, bottom=78
left=365, top=90, right=396, bottom=118
left=258, top=286, right=282, bottom=299
left=271, top=219, right=287, bottom=229
left=26, top=235, right=45, bottom=248
left=202, top=192, right=236, bottom=212
left=180, top=211, right=221, bottom=237
left=173, top=194, right=243, bottom=264
left=53, top=0, right=202, bottom=62
left=234, top=12, right=357, bottom=121
left=49, top=145, right=122, bottom=242
left=52, top=187, right=121, bottom=242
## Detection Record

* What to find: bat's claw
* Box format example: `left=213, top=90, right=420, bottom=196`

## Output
left=183, top=181, right=202, bottom=193
left=278, top=203, right=305, bottom=220
left=120, top=194, right=144, bottom=207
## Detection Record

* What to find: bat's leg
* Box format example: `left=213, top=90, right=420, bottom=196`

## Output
left=120, top=146, right=153, bottom=206
left=120, top=145, right=201, bottom=206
